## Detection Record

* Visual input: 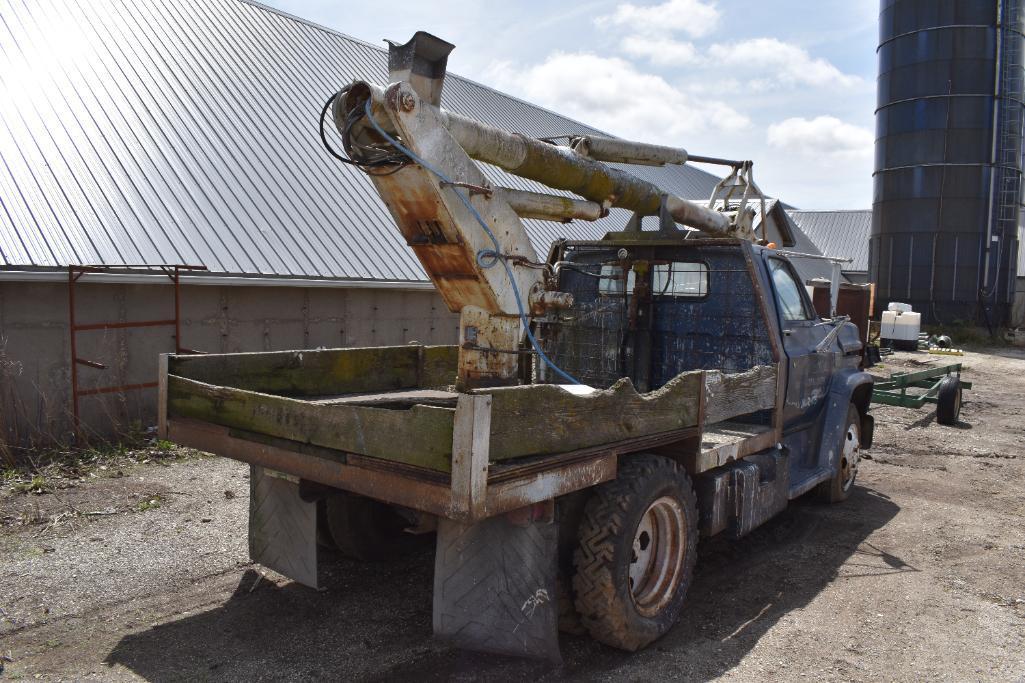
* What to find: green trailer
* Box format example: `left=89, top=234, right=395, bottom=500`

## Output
left=870, top=363, right=971, bottom=425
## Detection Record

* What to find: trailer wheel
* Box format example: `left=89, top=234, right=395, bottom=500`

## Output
left=815, top=404, right=861, bottom=503
left=323, top=491, right=418, bottom=561
left=936, top=376, right=962, bottom=426
left=572, top=454, right=697, bottom=651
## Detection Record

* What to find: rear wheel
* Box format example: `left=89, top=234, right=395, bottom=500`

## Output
left=815, top=404, right=861, bottom=503
left=936, top=375, right=962, bottom=426
left=323, top=491, right=419, bottom=561
left=572, top=454, right=698, bottom=651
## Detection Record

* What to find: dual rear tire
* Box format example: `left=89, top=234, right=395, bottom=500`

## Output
left=319, top=492, right=421, bottom=561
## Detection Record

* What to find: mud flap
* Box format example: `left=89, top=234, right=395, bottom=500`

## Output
left=433, top=507, right=561, bottom=662
left=248, top=465, right=319, bottom=589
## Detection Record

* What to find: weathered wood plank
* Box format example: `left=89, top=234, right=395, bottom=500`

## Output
left=449, top=394, right=491, bottom=519
left=703, top=364, right=777, bottom=425
left=167, top=418, right=455, bottom=517
left=480, top=370, right=705, bottom=461
left=167, top=375, right=456, bottom=472
left=420, top=345, right=459, bottom=387
left=168, top=345, right=458, bottom=397
left=167, top=357, right=775, bottom=473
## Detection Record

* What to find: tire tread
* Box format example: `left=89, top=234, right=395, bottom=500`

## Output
left=572, top=455, right=698, bottom=651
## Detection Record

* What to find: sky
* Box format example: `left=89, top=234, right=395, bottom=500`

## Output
left=261, top=0, right=879, bottom=210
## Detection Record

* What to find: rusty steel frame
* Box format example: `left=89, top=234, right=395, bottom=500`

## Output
left=68, top=264, right=206, bottom=433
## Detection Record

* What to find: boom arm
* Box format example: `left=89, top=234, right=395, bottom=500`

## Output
left=331, top=32, right=757, bottom=389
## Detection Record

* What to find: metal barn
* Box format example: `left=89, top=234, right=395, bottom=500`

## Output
left=2, top=0, right=779, bottom=453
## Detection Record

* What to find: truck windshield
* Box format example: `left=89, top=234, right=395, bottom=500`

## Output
left=768, top=259, right=813, bottom=321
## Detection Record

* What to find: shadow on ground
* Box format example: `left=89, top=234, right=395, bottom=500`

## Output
left=106, top=486, right=901, bottom=682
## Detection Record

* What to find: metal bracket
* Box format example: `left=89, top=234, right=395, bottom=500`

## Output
left=385, top=31, right=455, bottom=107
left=623, top=194, right=679, bottom=234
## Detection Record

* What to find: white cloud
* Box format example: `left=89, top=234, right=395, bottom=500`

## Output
left=595, top=0, right=720, bottom=38
left=766, top=116, right=872, bottom=159
left=709, top=38, right=862, bottom=89
left=486, top=52, right=749, bottom=143
left=620, top=35, right=699, bottom=65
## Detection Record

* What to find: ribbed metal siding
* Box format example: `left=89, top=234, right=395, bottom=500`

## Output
left=0, top=0, right=722, bottom=282
left=871, top=0, right=1024, bottom=323
left=787, top=210, right=872, bottom=272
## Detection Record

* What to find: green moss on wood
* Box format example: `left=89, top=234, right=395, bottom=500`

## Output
left=169, top=345, right=458, bottom=397
left=167, top=376, right=455, bottom=472
left=479, top=370, right=704, bottom=461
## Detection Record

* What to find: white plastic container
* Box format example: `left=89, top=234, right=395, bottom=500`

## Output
left=888, top=301, right=913, bottom=313
left=881, top=308, right=921, bottom=350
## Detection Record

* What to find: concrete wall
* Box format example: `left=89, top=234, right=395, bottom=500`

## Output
left=0, top=280, right=457, bottom=456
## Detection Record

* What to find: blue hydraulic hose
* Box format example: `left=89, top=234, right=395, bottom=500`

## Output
left=361, top=99, right=580, bottom=385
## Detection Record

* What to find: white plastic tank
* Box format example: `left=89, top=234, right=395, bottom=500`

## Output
left=881, top=303, right=921, bottom=350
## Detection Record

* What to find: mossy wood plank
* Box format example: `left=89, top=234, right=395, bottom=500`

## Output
left=420, top=345, right=459, bottom=387
left=703, top=365, right=777, bottom=425
left=167, top=375, right=455, bottom=472
left=480, top=370, right=705, bottom=461
left=168, top=345, right=457, bottom=397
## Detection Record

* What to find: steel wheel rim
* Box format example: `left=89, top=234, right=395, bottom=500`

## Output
left=953, top=388, right=962, bottom=419
left=840, top=423, right=861, bottom=491
left=629, top=496, right=685, bottom=616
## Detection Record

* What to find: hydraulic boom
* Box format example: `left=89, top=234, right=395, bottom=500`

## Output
left=330, top=31, right=760, bottom=389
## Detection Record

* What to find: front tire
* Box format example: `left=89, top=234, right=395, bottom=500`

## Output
left=572, top=454, right=698, bottom=651
left=815, top=404, right=861, bottom=503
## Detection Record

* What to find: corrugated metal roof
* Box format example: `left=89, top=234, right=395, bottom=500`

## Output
left=785, top=210, right=871, bottom=273
left=0, top=0, right=723, bottom=282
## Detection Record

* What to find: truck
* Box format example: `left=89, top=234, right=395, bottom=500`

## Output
left=158, top=32, right=874, bottom=661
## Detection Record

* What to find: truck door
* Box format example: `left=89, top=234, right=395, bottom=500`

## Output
left=765, top=257, right=834, bottom=433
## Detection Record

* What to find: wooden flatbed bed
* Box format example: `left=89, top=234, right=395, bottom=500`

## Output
left=159, top=344, right=780, bottom=523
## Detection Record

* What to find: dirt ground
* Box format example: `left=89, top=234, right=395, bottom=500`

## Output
left=2, top=348, right=1024, bottom=682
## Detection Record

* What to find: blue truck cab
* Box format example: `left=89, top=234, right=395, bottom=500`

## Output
left=544, top=234, right=873, bottom=506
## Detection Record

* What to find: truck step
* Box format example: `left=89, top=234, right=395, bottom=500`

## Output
left=696, top=447, right=789, bottom=538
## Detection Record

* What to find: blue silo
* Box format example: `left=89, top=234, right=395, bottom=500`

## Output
left=872, top=0, right=1024, bottom=326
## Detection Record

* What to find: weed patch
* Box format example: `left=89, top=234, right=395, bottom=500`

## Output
left=136, top=496, right=163, bottom=513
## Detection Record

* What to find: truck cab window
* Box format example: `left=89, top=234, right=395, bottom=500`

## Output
left=653, top=262, right=708, bottom=297
left=768, top=258, right=813, bottom=321
left=599, top=264, right=636, bottom=296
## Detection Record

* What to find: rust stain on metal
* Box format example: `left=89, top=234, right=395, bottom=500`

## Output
left=375, top=170, right=497, bottom=313
left=483, top=454, right=617, bottom=518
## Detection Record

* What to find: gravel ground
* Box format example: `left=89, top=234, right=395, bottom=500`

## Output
left=1, top=348, right=1024, bottom=681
